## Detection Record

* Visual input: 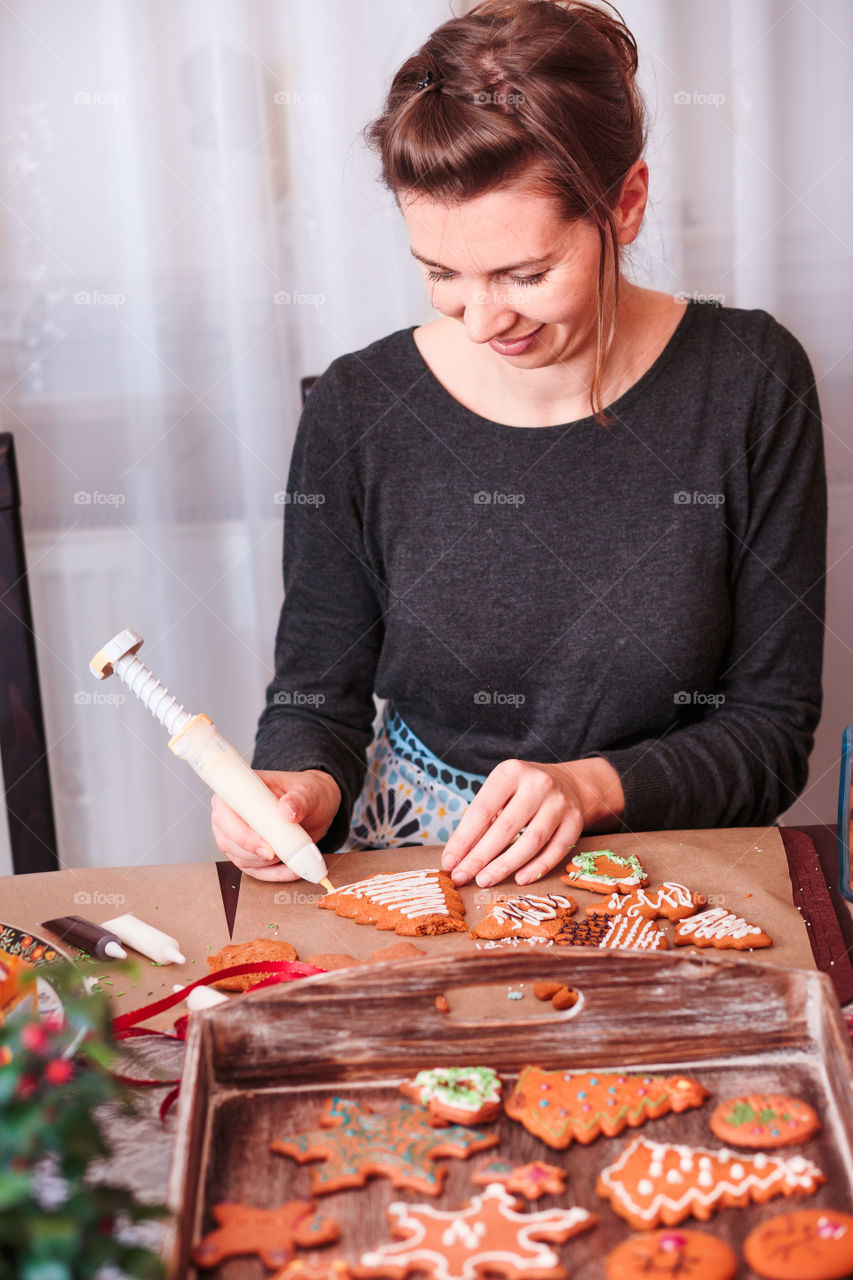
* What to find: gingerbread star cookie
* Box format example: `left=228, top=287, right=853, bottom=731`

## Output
left=596, top=1137, right=824, bottom=1230
left=192, top=1201, right=339, bottom=1270
left=606, top=1228, right=737, bottom=1280
left=505, top=1068, right=707, bottom=1148
left=561, top=849, right=648, bottom=893
left=674, top=906, right=772, bottom=949
left=270, top=1097, right=497, bottom=1195
left=318, top=869, right=466, bottom=936
left=357, top=1182, right=595, bottom=1280
left=586, top=881, right=705, bottom=920
left=469, top=893, right=578, bottom=942
left=743, top=1209, right=853, bottom=1280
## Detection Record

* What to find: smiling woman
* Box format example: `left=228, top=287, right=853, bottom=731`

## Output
left=210, top=0, right=827, bottom=890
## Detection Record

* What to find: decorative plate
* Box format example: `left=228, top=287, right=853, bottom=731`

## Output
left=0, top=921, right=71, bottom=1024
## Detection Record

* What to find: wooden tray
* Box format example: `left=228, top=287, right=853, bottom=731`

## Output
left=165, top=949, right=853, bottom=1279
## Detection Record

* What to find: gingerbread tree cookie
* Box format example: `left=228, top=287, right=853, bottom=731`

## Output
left=270, top=1097, right=497, bottom=1195
left=505, top=1067, right=708, bottom=1148
left=472, top=1159, right=568, bottom=1200
left=192, top=1201, right=339, bottom=1270
left=358, top=1182, right=595, bottom=1280
left=674, top=906, right=772, bottom=949
left=552, top=913, right=669, bottom=950
left=319, top=869, right=467, bottom=936
left=596, top=1136, right=824, bottom=1230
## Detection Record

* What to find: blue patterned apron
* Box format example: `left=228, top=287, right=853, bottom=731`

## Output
left=340, top=703, right=486, bottom=851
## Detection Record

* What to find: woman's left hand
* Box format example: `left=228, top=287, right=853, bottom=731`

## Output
left=440, top=756, right=625, bottom=887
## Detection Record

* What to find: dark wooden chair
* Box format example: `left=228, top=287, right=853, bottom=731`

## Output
left=0, top=433, right=59, bottom=872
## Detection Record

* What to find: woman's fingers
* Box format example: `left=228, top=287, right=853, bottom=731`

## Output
left=512, top=814, right=582, bottom=885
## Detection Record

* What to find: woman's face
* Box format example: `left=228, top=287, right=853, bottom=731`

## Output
left=400, top=167, right=645, bottom=368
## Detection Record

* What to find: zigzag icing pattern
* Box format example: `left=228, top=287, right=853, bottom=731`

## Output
left=490, top=895, right=574, bottom=927
left=592, top=882, right=697, bottom=917
left=676, top=907, right=763, bottom=941
left=601, top=914, right=669, bottom=950
left=598, top=1136, right=823, bottom=1226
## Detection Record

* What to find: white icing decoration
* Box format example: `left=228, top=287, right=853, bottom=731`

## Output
left=650, top=1161, right=664, bottom=1177
left=598, top=1137, right=824, bottom=1224
left=666, top=1169, right=683, bottom=1184
left=358, top=1184, right=593, bottom=1279
left=490, top=895, right=573, bottom=929
left=676, top=907, right=764, bottom=941
left=333, top=869, right=451, bottom=917
left=602, top=914, right=666, bottom=950
left=602, top=881, right=696, bottom=916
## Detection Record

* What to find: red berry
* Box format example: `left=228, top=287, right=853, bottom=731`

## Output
left=17, top=1074, right=38, bottom=1098
left=45, top=1059, right=74, bottom=1085
left=20, top=1023, right=49, bottom=1053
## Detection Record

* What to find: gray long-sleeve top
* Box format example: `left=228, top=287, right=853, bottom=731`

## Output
left=253, top=300, right=827, bottom=853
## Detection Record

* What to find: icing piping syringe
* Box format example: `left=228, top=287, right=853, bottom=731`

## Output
left=89, top=628, right=333, bottom=890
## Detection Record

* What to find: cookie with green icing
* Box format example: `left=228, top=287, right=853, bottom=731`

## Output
left=710, top=1093, right=819, bottom=1148
left=400, top=1066, right=502, bottom=1126
left=561, top=849, right=649, bottom=894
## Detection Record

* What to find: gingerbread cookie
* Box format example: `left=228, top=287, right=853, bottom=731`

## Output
left=710, top=1093, right=820, bottom=1148
left=605, top=1228, right=737, bottom=1280
left=272, top=1265, right=353, bottom=1280
left=533, top=981, right=579, bottom=1011
left=473, top=1158, right=567, bottom=1200
left=399, top=1066, right=502, bottom=1126
left=192, top=1201, right=339, bottom=1269
left=358, top=1182, right=595, bottom=1280
left=743, top=1209, right=853, bottom=1280
left=206, top=937, right=299, bottom=991
left=596, top=1137, right=824, bottom=1230
left=561, top=849, right=648, bottom=893
left=319, top=869, right=467, bottom=936
left=270, top=1096, right=497, bottom=1195
left=552, top=913, right=669, bottom=950
left=586, top=881, right=705, bottom=921
left=505, top=1068, right=708, bottom=1148
left=304, top=943, right=428, bottom=972
left=674, top=906, right=772, bottom=949
left=469, top=893, right=578, bottom=942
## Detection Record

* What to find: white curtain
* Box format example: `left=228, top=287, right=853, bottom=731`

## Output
left=0, top=0, right=850, bottom=873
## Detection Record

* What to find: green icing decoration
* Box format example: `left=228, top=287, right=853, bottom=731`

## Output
left=726, top=1102, right=757, bottom=1126
left=567, top=849, right=646, bottom=883
left=758, top=1107, right=779, bottom=1124
left=414, top=1066, right=500, bottom=1110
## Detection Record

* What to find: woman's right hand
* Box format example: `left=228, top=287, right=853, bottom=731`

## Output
left=210, top=768, right=341, bottom=881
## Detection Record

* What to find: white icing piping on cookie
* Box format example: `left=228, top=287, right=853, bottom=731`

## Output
left=602, top=882, right=695, bottom=915
left=490, top=895, right=573, bottom=927
left=602, top=915, right=667, bottom=950
left=599, top=1136, right=823, bottom=1223
left=676, top=907, right=762, bottom=940
left=334, top=869, right=450, bottom=917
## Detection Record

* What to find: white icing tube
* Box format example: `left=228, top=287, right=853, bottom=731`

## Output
left=168, top=715, right=329, bottom=886
left=101, top=912, right=186, bottom=964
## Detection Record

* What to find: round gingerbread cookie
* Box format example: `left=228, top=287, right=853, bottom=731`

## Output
left=710, top=1093, right=819, bottom=1148
left=606, top=1228, right=737, bottom=1280
left=744, top=1209, right=853, bottom=1279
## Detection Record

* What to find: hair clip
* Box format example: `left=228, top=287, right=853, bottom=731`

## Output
left=416, top=71, right=435, bottom=91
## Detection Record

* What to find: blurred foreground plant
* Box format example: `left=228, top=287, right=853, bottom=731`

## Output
left=0, top=961, right=166, bottom=1280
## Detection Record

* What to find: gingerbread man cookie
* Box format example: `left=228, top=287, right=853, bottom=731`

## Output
left=561, top=849, right=648, bottom=893
left=270, top=1097, right=497, bottom=1195
left=192, top=1201, right=339, bottom=1270
left=674, top=906, right=772, bottom=949
left=596, top=1137, right=824, bottom=1230
left=357, top=1182, right=595, bottom=1280
left=605, top=1228, right=737, bottom=1280
left=505, top=1068, right=707, bottom=1148
left=586, top=881, right=705, bottom=920
left=743, top=1209, right=853, bottom=1280
left=319, top=869, right=467, bottom=936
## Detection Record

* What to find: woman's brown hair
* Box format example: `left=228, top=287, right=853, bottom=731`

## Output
left=364, top=0, right=646, bottom=423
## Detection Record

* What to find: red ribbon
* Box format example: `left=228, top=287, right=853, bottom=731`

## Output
left=106, top=959, right=325, bottom=1123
